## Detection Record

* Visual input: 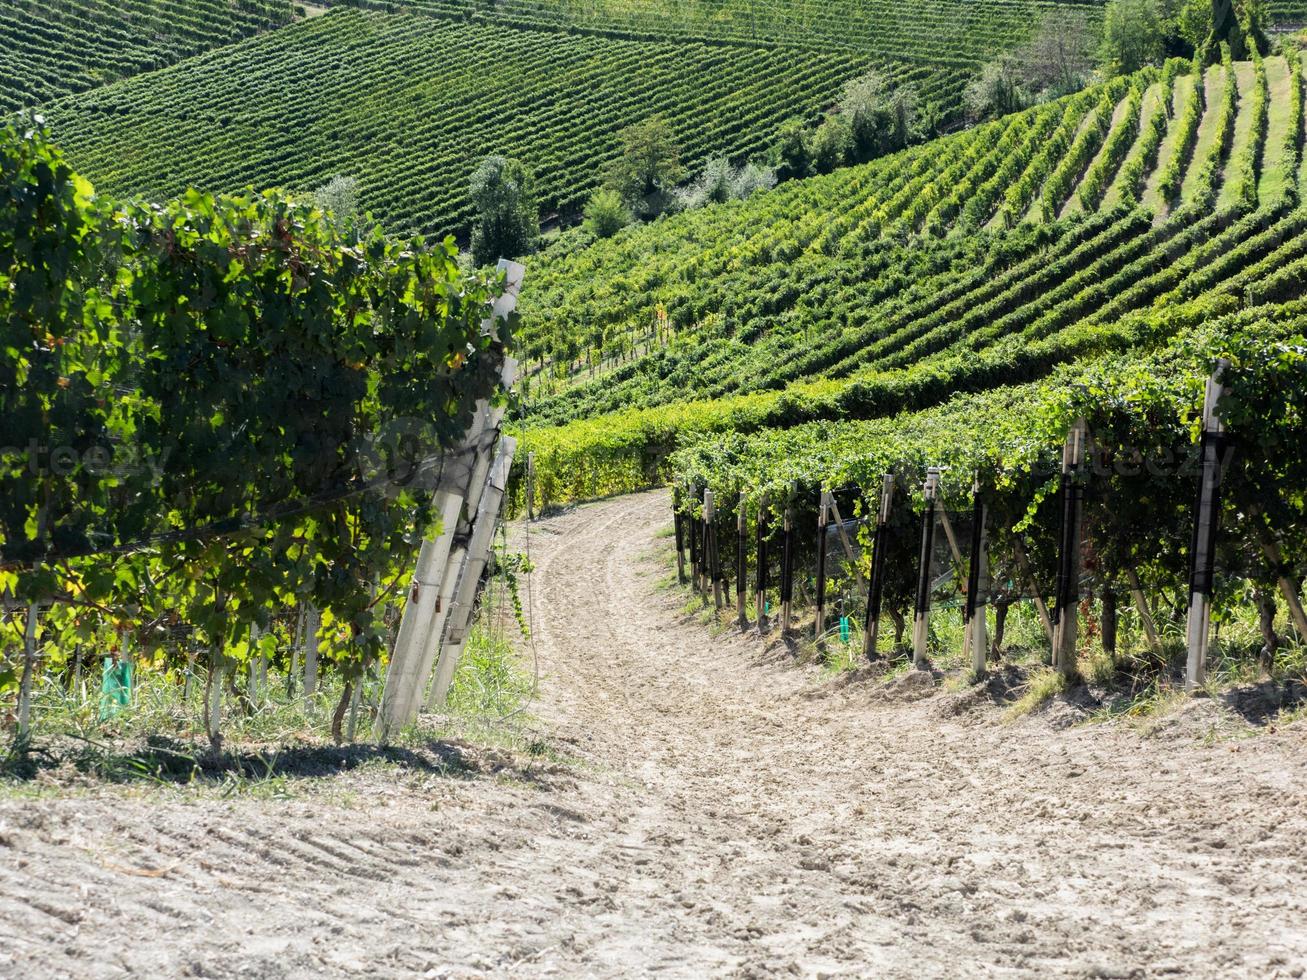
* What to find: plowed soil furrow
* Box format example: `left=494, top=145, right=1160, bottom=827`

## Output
left=3, top=488, right=1307, bottom=978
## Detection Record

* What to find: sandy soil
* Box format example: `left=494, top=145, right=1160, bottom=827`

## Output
left=3, top=489, right=1307, bottom=979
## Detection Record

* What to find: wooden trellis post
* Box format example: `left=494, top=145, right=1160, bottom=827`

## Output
left=964, top=474, right=990, bottom=678
left=755, top=494, right=769, bottom=632
left=1012, top=535, right=1055, bottom=649
left=825, top=494, right=866, bottom=594
left=1258, top=534, right=1307, bottom=644
left=674, top=505, right=687, bottom=585
left=780, top=507, right=795, bottom=637
left=912, top=468, right=942, bottom=667
left=1186, top=361, right=1229, bottom=691
left=689, top=486, right=702, bottom=592
left=247, top=624, right=261, bottom=705
left=1125, top=567, right=1162, bottom=652
left=1052, top=419, right=1089, bottom=681
left=815, top=490, right=831, bottom=643
left=704, top=489, right=723, bottom=610
left=736, top=497, right=748, bottom=629
left=864, top=474, right=895, bottom=660
left=526, top=451, right=536, bottom=521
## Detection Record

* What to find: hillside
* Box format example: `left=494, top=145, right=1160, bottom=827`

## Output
left=327, top=0, right=1105, bottom=66
left=7, top=8, right=1307, bottom=978
left=0, top=0, right=295, bottom=112
left=513, top=50, right=1307, bottom=505
left=42, top=8, right=954, bottom=242
left=36, top=1, right=1131, bottom=241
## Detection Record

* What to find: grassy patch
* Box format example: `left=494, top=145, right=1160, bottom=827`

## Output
left=1003, top=668, right=1069, bottom=721
left=2, top=593, right=552, bottom=797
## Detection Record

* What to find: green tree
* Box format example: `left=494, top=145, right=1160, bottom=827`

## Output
left=773, top=117, right=811, bottom=180
left=582, top=187, right=631, bottom=238
left=675, top=158, right=777, bottom=211
left=313, top=174, right=371, bottom=240
left=964, top=56, right=1030, bottom=120
left=1199, top=0, right=1267, bottom=61
left=469, top=156, right=538, bottom=267
left=1159, top=0, right=1212, bottom=53
left=839, top=71, right=921, bottom=162
left=1099, top=0, right=1165, bottom=76
left=1018, top=9, right=1097, bottom=98
left=605, top=115, right=684, bottom=203
left=808, top=115, right=851, bottom=174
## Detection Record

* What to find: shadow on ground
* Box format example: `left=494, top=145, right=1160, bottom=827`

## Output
left=1, top=730, right=559, bottom=787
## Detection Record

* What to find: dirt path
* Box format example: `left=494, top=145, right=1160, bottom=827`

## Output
left=4, top=490, right=1307, bottom=978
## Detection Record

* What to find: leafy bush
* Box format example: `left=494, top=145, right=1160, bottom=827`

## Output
left=583, top=188, right=631, bottom=239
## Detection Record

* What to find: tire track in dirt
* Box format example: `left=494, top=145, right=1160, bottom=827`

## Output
left=3, top=489, right=1307, bottom=978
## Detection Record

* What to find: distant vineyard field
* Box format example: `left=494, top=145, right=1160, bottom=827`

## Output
left=512, top=48, right=1307, bottom=508
left=328, top=0, right=1107, bottom=66
left=43, top=9, right=965, bottom=241
left=0, top=0, right=294, bottom=112
left=1269, top=1, right=1307, bottom=23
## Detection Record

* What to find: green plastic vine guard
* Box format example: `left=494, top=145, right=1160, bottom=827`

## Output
left=99, top=658, right=132, bottom=720
left=839, top=616, right=850, bottom=645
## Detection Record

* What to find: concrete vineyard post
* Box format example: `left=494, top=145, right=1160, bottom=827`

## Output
left=815, top=491, right=831, bottom=644
left=864, top=474, right=895, bottom=661
left=781, top=508, right=795, bottom=637
left=206, top=639, right=225, bottom=750
left=755, top=495, right=769, bottom=632
left=422, top=540, right=468, bottom=712
left=702, top=494, right=715, bottom=603
left=379, top=493, right=463, bottom=734
left=303, top=604, right=321, bottom=706
left=913, top=468, right=941, bottom=667
left=429, top=436, right=518, bottom=707
left=378, top=259, right=524, bottom=736
left=736, top=497, right=748, bottom=629
left=259, top=635, right=268, bottom=691
left=1186, top=361, right=1229, bottom=691
left=18, top=602, right=37, bottom=739
left=287, top=604, right=304, bottom=698
left=965, top=476, right=990, bottom=678
left=1052, top=419, right=1089, bottom=681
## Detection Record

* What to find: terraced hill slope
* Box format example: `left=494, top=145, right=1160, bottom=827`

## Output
left=37, top=0, right=1128, bottom=241
left=0, top=0, right=294, bottom=112
left=511, top=50, right=1307, bottom=507
left=329, top=0, right=1105, bottom=66
left=41, top=8, right=962, bottom=242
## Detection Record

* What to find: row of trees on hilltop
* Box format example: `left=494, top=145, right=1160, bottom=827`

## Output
left=966, top=0, right=1270, bottom=120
